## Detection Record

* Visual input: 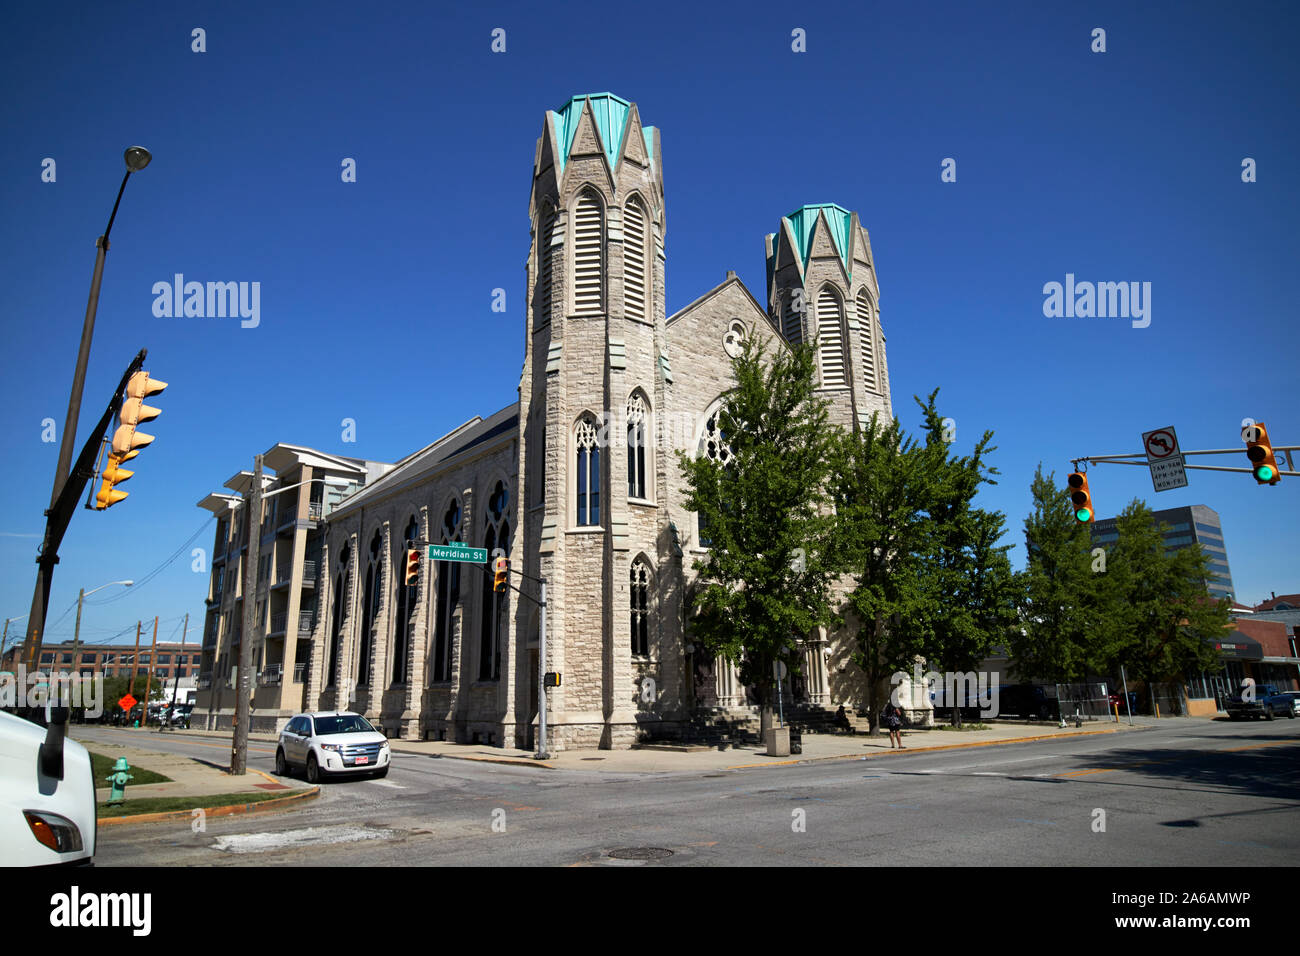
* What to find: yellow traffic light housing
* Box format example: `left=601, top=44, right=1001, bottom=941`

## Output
left=404, top=549, right=420, bottom=586
left=1244, top=422, right=1282, bottom=485
left=95, top=454, right=134, bottom=510
left=1067, top=471, right=1095, bottom=523
left=110, top=371, right=166, bottom=460
left=493, top=556, right=508, bottom=593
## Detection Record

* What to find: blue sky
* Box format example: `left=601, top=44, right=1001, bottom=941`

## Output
left=2, top=0, right=1297, bottom=652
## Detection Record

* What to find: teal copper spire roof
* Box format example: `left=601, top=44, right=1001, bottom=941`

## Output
left=782, top=203, right=853, bottom=275
left=548, top=93, right=655, bottom=173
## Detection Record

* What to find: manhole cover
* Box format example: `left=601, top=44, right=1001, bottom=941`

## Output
left=608, top=847, right=674, bottom=861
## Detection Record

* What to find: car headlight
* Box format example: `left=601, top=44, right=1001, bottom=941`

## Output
left=24, top=810, right=84, bottom=853
left=320, top=744, right=341, bottom=752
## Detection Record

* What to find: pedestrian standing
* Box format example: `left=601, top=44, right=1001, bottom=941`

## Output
left=883, top=700, right=905, bottom=749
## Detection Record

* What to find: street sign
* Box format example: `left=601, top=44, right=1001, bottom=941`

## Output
left=1142, top=426, right=1188, bottom=492
left=427, top=543, right=488, bottom=563
left=118, top=692, right=137, bottom=713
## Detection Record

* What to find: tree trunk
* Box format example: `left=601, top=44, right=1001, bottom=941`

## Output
left=866, top=676, right=880, bottom=735
left=951, top=702, right=961, bottom=730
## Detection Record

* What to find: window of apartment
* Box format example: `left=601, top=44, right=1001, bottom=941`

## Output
left=1195, top=522, right=1224, bottom=539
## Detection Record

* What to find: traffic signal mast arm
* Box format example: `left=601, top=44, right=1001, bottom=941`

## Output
left=1073, top=447, right=1299, bottom=477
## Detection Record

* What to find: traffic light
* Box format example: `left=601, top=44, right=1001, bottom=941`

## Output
left=1067, top=471, right=1095, bottom=523
left=404, top=549, right=420, bottom=586
left=493, top=556, right=508, bottom=593
left=95, top=454, right=133, bottom=509
left=98, top=371, right=165, bottom=510
left=1244, top=422, right=1282, bottom=485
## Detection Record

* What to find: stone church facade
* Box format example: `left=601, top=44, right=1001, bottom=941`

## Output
left=303, top=92, right=899, bottom=750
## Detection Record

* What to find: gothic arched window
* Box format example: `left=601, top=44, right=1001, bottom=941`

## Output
left=327, top=542, right=350, bottom=687
left=627, top=391, right=649, bottom=500
left=630, top=558, right=652, bottom=657
left=479, top=481, right=510, bottom=681
left=393, top=516, right=419, bottom=685
left=816, top=287, right=847, bottom=387
left=624, top=197, right=650, bottom=322
left=782, top=289, right=804, bottom=345
left=358, top=530, right=382, bottom=685
left=575, top=416, right=601, bottom=526
left=536, top=203, right=556, bottom=327
left=572, top=192, right=604, bottom=316
left=432, top=500, right=462, bottom=683
left=856, top=288, right=877, bottom=393
left=697, top=405, right=734, bottom=549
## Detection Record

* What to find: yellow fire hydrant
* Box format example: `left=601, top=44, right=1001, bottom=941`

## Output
left=106, top=757, right=133, bottom=806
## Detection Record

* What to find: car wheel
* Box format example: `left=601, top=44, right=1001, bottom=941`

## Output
left=1265, top=707, right=1275, bottom=721
left=275, top=748, right=288, bottom=776
left=306, top=754, right=322, bottom=784
left=1229, top=713, right=1240, bottom=721
left=1288, top=709, right=1295, bottom=720
left=373, top=767, right=389, bottom=779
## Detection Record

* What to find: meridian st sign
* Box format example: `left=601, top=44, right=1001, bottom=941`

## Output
left=427, top=543, right=488, bottom=564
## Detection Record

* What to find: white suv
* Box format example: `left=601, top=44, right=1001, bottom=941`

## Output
left=275, top=712, right=390, bottom=783
left=0, top=710, right=96, bottom=866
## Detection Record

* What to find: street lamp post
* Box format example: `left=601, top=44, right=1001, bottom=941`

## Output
left=20, top=147, right=152, bottom=680
left=70, top=580, right=134, bottom=667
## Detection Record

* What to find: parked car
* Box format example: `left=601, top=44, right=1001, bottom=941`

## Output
left=994, top=684, right=1056, bottom=720
left=1275, top=691, right=1300, bottom=718
left=1107, top=691, right=1139, bottom=713
left=275, top=711, right=391, bottom=783
left=0, top=709, right=96, bottom=866
left=1224, top=683, right=1295, bottom=721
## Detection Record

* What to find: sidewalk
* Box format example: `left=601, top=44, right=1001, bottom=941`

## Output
left=111, top=714, right=1184, bottom=775
left=77, top=733, right=311, bottom=801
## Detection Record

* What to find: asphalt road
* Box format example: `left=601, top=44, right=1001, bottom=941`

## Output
left=81, top=718, right=1300, bottom=866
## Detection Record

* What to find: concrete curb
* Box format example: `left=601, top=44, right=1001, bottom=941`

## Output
left=392, top=748, right=556, bottom=770
left=724, top=724, right=1150, bottom=770
left=97, top=786, right=320, bottom=827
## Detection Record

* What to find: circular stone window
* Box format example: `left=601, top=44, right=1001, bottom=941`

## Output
left=723, top=320, right=747, bottom=358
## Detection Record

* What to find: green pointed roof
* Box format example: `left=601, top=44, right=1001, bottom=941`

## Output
left=782, top=203, right=853, bottom=275
left=548, top=92, right=655, bottom=173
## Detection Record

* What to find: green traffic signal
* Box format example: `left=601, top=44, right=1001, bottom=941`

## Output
left=1255, top=464, right=1275, bottom=482
left=1076, top=507, right=1092, bottom=522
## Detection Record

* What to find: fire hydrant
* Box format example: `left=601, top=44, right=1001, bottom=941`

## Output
left=106, top=757, right=133, bottom=805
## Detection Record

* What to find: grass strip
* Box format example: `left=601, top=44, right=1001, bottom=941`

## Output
left=97, top=790, right=289, bottom=818
left=90, top=751, right=172, bottom=785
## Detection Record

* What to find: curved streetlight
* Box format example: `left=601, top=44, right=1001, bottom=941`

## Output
left=71, top=580, right=134, bottom=664
left=22, top=146, right=152, bottom=681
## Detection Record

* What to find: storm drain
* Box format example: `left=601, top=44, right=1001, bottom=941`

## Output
left=608, top=847, right=674, bottom=861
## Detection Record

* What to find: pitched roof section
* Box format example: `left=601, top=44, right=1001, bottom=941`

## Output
left=779, top=203, right=854, bottom=276
left=549, top=93, right=655, bottom=174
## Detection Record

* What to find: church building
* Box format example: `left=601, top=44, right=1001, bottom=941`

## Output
left=198, top=92, right=899, bottom=749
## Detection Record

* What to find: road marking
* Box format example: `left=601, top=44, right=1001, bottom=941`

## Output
left=212, top=825, right=395, bottom=854
left=972, top=772, right=1004, bottom=776
left=1011, top=818, right=1057, bottom=825
left=366, top=779, right=407, bottom=789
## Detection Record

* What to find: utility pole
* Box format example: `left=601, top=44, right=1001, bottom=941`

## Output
left=128, top=621, right=142, bottom=697
left=170, top=613, right=188, bottom=715
left=143, top=616, right=158, bottom=721
left=231, top=454, right=263, bottom=775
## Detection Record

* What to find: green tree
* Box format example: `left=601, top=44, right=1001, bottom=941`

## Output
left=828, top=408, right=945, bottom=734
left=913, top=395, right=1020, bottom=728
left=1101, top=501, right=1229, bottom=714
left=1012, top=465, right=1108, bottom=683
left=677, top=329, right=840, bottom=740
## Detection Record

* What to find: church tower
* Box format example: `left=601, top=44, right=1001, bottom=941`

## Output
left=766, top=204, right=892, bottom=429
left=513, top=93, right=670, bottom=750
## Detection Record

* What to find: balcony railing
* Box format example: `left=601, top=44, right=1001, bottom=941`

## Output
left=301, top=559, right=318, bottom=581
left=270, top=612, right=287, bottom=635
left=307, top=500, right=324, bottom=520
left=298, top=616, right=316, bottom=635
left=293, top=662, right=307, bottom=683
left=260, top=664, right=283, bottom=686
left=198, top=674, right=213, bottom=690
